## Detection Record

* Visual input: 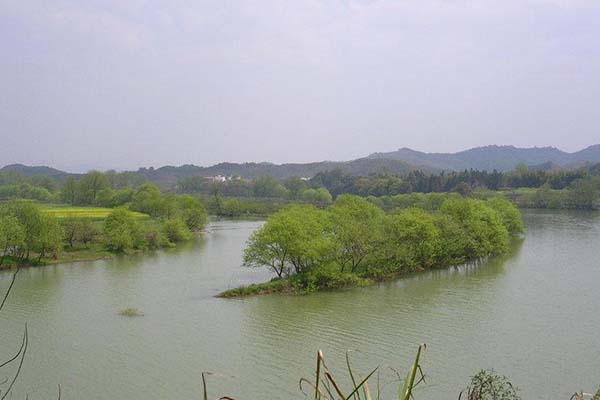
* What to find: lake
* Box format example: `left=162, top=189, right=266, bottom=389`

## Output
left=0, top=210, right=599, bottom=399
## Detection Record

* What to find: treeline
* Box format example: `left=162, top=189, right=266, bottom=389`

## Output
left=222, top=195, right=523, bottom=296
left=3, top=164, right=599, bottom=212
left=177, top=166, right=600, bottom=210
left=0, top=195, right=207, bottom=267
left=0, top=170, right=146, bottom=204
left=308, top=166, right=591, bottom=197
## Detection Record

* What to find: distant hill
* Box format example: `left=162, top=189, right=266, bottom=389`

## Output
left=368, top=145, right=600, bottom=172
left=4, top=144, right=600, bottom=188
left=0, top=164, right=72, bottom=178
left=137, top=157, right=433, bottom=187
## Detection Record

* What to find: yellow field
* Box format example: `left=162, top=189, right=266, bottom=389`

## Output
left=40, top=205, right=148, bottom=220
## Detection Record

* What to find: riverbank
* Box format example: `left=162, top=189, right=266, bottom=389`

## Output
left=216, top=250, right=520, bottom=298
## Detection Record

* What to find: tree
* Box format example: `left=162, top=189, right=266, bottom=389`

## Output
left=34, top=214, right=62, bottom=262
left=300, top=188, right=333, bottom=208
left=96, top=187, right=115, bottom=207
left=382, top=208, right=441, bottom=271
left=283, top=177, right=308, bottom=200
left=252, top=176, right=288, bottom=198
left=103, top=208, right=142, bottom=251
left=60, top=177, right=78, bottom=205
left=328, top=195, right=384, bottom=272
left=221, top=198, right=245, bottom=217
left=440, top=199, right=509, bottom=258
left=77, top=220, right=99, bottom=248
left=62, top=217, right=79, bottom=248
left=485, top=198, right=524, bottom=234
left=178, top=195, right=208, bottom=231
left=3, top=201, right=44, bottom=261
left=0, top=214, right=25, bottom=266
left=78, top=171, right=109, bottom=205
left=130, top=184, right=173, bottom=218
left=243, top=205, right=330, bottom=276
left=163, top=218, right=192, bottom=243
left=0, top=201, right=62, bottom=263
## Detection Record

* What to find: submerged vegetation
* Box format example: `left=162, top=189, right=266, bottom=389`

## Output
left=219, top=195, right=523, bottom=297
left=119, top=307, right=144, bottom=317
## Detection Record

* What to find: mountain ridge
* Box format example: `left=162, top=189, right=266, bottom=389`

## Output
left=3, top=145, right=600, bottom=186
left=368, top=144, right=600, bottom=171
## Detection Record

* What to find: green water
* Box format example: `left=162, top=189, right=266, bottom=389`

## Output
left=0, top=210, right=599, bottom=399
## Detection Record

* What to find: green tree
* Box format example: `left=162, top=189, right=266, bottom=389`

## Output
left=62, top=217, right=79, bottom=248
left=221, top=198, right=245, bottom=217
left=381, top=208, right=441, bottom=272
left=130, top=184, right=174, bottom=218
left=485, top=198, right=524, bottom=234
left=60, top=177, right=78, bottom=205
left=243, top=205, right=330, bottom=276
left=34, top=214, right=63, bottom=262
left=0, top=214, right=25, bottom=266
left=253, top=176, right=289, bottom=198
left=178, top=195, right=207, bottom=231
left=103, top=208, right=142, bottom=251
left=300, top=188, right=333, bottom=207
left=328, top=195, right=384, bottom=272
left=77, top=219, right=99, bottom=248
left=78, top=171, right=109, bottom=205
left=283, top=177, right=308, bottom=200
left=96, top=187, right=115, bottom=207
left=163, top=218, right=192, bottom=243
left=440, top=199, right=509, bottom=258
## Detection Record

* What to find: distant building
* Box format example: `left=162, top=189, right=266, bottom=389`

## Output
left=205, top=175, right=228, bottom=183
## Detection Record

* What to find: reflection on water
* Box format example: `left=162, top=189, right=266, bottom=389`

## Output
left=0, top=212, right=599, bottom=399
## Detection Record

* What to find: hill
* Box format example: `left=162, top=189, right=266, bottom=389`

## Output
left=137, top=157, right=432, bottom=187
left=367, top=145, right=600, bottom=172
left=0, top=163, right=72, bottom=178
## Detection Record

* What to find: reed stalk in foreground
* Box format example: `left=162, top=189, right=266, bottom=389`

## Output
left=200, top=344, right=599, bottom=400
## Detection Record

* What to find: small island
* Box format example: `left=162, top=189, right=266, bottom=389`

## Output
left=218, top=195, right=524, bottom=297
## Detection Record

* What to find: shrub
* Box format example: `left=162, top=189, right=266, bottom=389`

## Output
left=103, top=208, right=142, bottom=252
left=163, top=218, right=193, bottom=243
left=463, top=370, right=520, bottom=400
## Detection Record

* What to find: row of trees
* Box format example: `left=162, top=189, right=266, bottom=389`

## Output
left=309, top=166, right=591, bottom=198
left=243, top=195, right=523, bottom=283
left=0, top=170, right=147, bottom=205
left=175, top=166, right=596, bottom=210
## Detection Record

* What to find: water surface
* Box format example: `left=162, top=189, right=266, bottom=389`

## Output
left=0, top=211, right=599, bottom=399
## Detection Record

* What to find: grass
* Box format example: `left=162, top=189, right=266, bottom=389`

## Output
left=39, top=204, right=148, bottom=220
left=119, top=307, right=144, bottom=317
left=217, top=279, right=294, bottom=297
left=201, top=345, right=427, bottom=400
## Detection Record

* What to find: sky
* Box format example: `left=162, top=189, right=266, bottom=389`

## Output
left=1, top=0, right=599, bottom=172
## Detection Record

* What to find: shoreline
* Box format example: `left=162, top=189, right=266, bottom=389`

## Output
left=216, top=260, right=484, bottom=298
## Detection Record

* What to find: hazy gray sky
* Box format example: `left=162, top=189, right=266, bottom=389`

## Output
left=1, top=0, right=599, bottom=171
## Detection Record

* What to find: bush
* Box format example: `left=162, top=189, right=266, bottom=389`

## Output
left=103, top=208, right=143, bottom=252
left=463, top=370, right=520, bottom=400
left=163, top=218, right=193, bottom=243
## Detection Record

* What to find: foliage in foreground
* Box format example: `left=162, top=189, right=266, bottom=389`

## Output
left=201, top=345, right=599, bottom=400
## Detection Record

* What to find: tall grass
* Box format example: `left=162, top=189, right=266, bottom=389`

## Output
left=200, top=345, right=599, bottom=400
left=201, top=345, right=427, bottom=400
